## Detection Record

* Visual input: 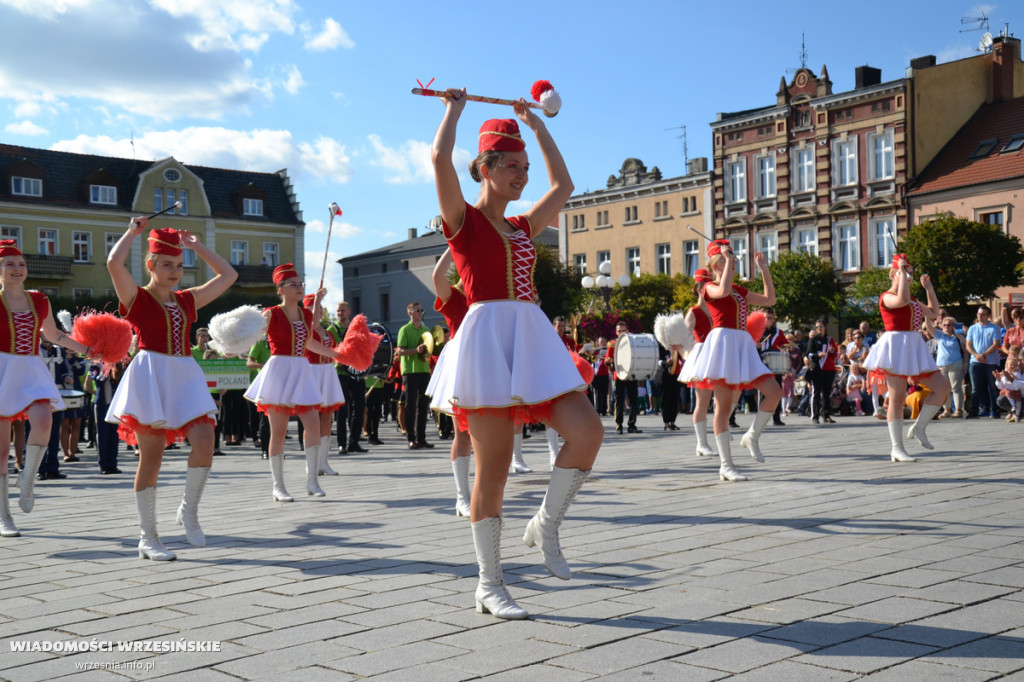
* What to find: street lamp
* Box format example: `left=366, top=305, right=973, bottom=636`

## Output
left=581, top=260, right=630, bottom=309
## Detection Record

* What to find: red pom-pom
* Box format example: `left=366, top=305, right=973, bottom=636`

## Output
left=70, top=311, right=133, bottom=376
left=571, top=350, right=594, bottom=386
left=746, top=310, right=767, bottom=344
left=334, top=314, right=383, bottom=371
left=530, top=79, right=554, bottom=102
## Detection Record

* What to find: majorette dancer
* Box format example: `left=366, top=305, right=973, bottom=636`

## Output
left=244, top=264, right=343, bottom=502
left=106, top=219, right=237, bottom=560
left=687, top=240, right=780, bottom=481
left=677, top=268, right=717, bottom=459
left=0, top=240, right=94, bottom=537
left=863, top=254, right=949, bottom=461
left=301, top=292, right=345, bottom=477
left=427, top=89, right=601, bottom=619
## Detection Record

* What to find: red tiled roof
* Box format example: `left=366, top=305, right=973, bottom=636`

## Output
left=910, top=96, right=1024, bottom=196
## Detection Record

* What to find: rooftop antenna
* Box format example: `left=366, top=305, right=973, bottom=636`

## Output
left=664, top=124, right=688, bottom=167
left=786, top=32, right=809, bottom=74
left=960, top=10, right=989, bottom=33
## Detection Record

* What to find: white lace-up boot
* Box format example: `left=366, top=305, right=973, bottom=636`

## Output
left=716, top=432, right=748, bottom=482
left=452, top=456, right=471, bottom=517
left=175, top=466, right=210, bottom=547
left=137, top=486, right=176, bottom=560
left=522, top=466, right=588, bottom=580
left=472, top=517, right=527, bottom=619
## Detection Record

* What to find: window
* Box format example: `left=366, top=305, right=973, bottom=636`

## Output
left=654, top=200, right=669, bottom=218
left=182, top=248, right=196, bottom=268
left=833, top=138, right=858, bottom=186
left=163, top=168, right=181, bottom=182
left=178, top=189, right=188, bottom=216
left=90, top=185, right=117, bottom=205
left=834, top=109, right=853, bottom=122
left=730, top=236, right=749, bottom=279
left=871, top=100, right=891, bottom=113
left=103, top=233, right=120, bottom=257
left=352, top=295, right=361, bottom=314
left=12, top=177, right=42, bottom=197
left=154, top=187, right=162, bottom=213
left=681, top=197, right=692, bottom=213
left=756, top=231, right=777, bottom=263
left=684, top=240, right=699, bottom=277
left=795, top=227, right=818, bottom=255
left=835, top=223, right=859, bottom=271
left=970, top=138, right=999, bottom=158
left=572, top=214, right=585, bottom=230
left=793, top=147, right=815, bottom=193
left=73, top=288, right=93, bottom=300
left=153, top=187, right=187, bottom=214
left=725, top=160, right=746, bottom=203
left=166, top=189, right=176, bottom=214
left=597, top=250, right=610, bottom=269
left=230, top=240, right=248, bottom=265
left=262, top=242, right=279, bottom=267
left=868, top=130, right=894, bottom=180
left=380, top=263, right=387, bottom=273
left=624, top=206, right=638, bottom=222
left=656, top=243, right=671, bottom=275
left=626, top=247, right=640, bottom=275
left=1, top=226, right=21, bottom=249
left=38, top=228, right=57, bottom=255
left=573, top=254, right=587, bottom=274
left=755, top=155, right=776, bottom=198
left=596, top=210, right=609, bottom=226
left=795, top=110, right=813, bottom=128
left=979, top=211, right=1005, bottom=228
left=380, top=292, right=390, bottom=322
left=870, top=217, right=896, bottom=269
left=243, top=198, right=264, bottom=216
left=1001, top=134, right=1024, bottom=154
left=352, top=267, right=359, bottom=277
left=402, top=260, right=409, bottom=270
left=72, top=231, right=91, bottom=263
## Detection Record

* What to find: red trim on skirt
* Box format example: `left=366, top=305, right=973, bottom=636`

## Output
left=117, top=414, right=216, bottom=447
left=869, top=368, right=939, bottom=388
left=256, top=402, right=321, bottom=416
left=0, top=398, right=51, bottom=423
left=691, top=373, right=772, bottom=392
left=453, top=395, right=564, bottom=433
left=319, top=402, right=342, bottom=414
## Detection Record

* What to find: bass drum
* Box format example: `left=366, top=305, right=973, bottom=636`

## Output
left=58, top=389, right=86, bottom=410
left=346, top=323, right=394, bottom=378
left=761, top=351, right=790, bottom=375
left=614, top=333, right=660, bottom=381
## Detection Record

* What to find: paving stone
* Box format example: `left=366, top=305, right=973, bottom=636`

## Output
left=793, top=636, right=938, bottom=673
left=670, top=635, right=818, bottom=674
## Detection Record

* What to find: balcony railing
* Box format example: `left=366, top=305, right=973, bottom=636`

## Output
left=25, top=253, right=73, bottom=278
left=234, top=264, right=275, bottom=285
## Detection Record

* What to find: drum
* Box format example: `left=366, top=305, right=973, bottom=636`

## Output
left=59, top=389, right=86, bottom=410
left=614, top=333, right=659, bottom=381
left=762, top=351, right=790, bottom=375
left=346, top=323, right=394, bottom=378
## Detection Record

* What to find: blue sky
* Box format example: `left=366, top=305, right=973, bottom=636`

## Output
left=0, top=0, right=1019, bottom=312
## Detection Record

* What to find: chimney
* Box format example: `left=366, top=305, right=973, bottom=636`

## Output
left=991, top=35, right=1020, bottom=101
left=910, top=55, right=936, bottom=70
left=855, top=66, right=882, bottom=89
left=688, top=157, right=709, bottom=174
left=408, top=227, right=417, bottom=240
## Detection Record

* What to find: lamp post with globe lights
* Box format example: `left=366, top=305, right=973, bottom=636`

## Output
left=581, top=260, right=631, bottom=310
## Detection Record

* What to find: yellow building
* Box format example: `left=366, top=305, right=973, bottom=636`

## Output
left=0, top=144, right=305, bottom=301
left=559, top=158, right=713, bottom=280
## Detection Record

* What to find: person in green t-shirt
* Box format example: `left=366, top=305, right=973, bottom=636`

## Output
left=396, top=301, right=434, bottom=449
left=247, top=337, right=271, bottom=458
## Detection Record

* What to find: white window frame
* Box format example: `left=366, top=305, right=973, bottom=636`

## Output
left=182, top=248, right=196, bottom=268
left=153, top=187, right=163, bottom=213
left=230, top=240, right=248, bottom=266
left=730, top=236, right=749, bottom=279
left=1, top=226, right=21, bottom=249
left=178, top=189, right=188, bottom=216
left=832, top=138, right=858, bottom=187
left=868, top=130, right=894, bottom=181
left=71, top=231, right=91, bottom=263
left=684, top=240, right=699, bottom=277
left=756, top=231, right=778, bottom=263
left=38, top=228, right=57, bottom=256
left=12, top=177, right=42, bottom=197
left=73, top=288, right=93, bottom=300
left=834, top=222, right=860, bottom=272
left=755, top=154, right=776, bottom=198
left=725, top=159, right=747, bottom=203
left=262, top=242, right=279, bottom=267
left=104, top=232, right=120, bottom=257
left=976, top=208, right=1006, bottom=230
left=243, top=198, right=264, bottom=217
left=573, top=253, right=587, bottom=274
left=89, top=185, right=117, bottom=205
left=794, top=226, right=818, bottom=256
left=597, top=250, right=611, bottom=269
left=869, top=216, right=896, bottom=269
left=656, top=243, right=671, bottom=275
left=792, top=147, right=815, bottom=193
left=626, top=247, right=640, bottom=275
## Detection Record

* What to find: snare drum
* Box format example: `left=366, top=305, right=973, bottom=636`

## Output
left=59, top=389, right=86, bottom=410
left=762, top=351, right=790, bottom=375
left=346, top=323, right=395, bottom=378
left=614, top=333, right=660, bottom=381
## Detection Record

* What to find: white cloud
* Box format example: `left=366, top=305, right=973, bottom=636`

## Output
left=303, top=249, right=346, bottom=313
left=303, top=17, right=355, bottom=51
left=148, top=0, right=298, bottom=53
left=280, top=64, right=305, bottom=95
left=5, top=120, right=47, bottom=135
left=366, top=134, right=471, bottom=185
left=299, top=136, right=352, bottom=183
left=0, top=0, right=94, bottom=21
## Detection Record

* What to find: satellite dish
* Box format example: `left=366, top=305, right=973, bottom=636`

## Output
left=979, top=32, right=994, bottom=52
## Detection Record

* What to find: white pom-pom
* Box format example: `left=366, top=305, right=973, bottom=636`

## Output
left=57, top=309, right=74, bottom=334
left=540, top=89, right=562, bottom=116
left=208, top=305, right=267, bottom=356
left=654, top=313, right=694, bottom=352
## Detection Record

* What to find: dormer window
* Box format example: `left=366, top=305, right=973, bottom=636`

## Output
left=12, top=177, right=42, bottom=197
left=243, top=198, right=264, bottom=216
left=90, top=185, right=117, bottom=205
left=1001, top=134, right=1024, bottom=154
left=970, top=138, right=998, bottom=159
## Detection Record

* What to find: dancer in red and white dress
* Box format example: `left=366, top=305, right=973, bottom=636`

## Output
left=863, top=254, right=949, bottom=461
left=0, top=240, right=94, bottom=537
left=301, top=292, right=345, bottom=478
left=244, top=265, right=342, bottom=502
left=688, top=240, right=780, bottom=481
left=107, top=219, right=237, bottom=560
left=428, top=90, right=601, bottom=619
left=678, top=268, right=717, bottom=459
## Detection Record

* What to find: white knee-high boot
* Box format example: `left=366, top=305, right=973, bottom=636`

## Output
left=907, top=404, right=940, bottom=450
left=1, top=476, right=20, bottom=537
left=511, top=433, right=532, bottom=473
left=17, top=443, right=47, bottom=513
left=472, top=517, right=527, bottom=619
left=452, top=456, right=471, bottom=517
left=522, top=466, right=588, bottom=580
left=694, top=420, right=716, bottom=456
left=716, top=432, right=747, bottom=481
left=739, top=410, right=772, bottom=463
left=888, top=419, right=916, bottom=462
left=175, top=466, right=210, bottom=547
left=318, top=435, right=338, bottom=476
left=306, top=445, right=325, bottom=497
left=546, top=427, right=559, bottom=470
left=137, top=486, right=176, bottom=561
left=269, top=455, right=293, bottom=502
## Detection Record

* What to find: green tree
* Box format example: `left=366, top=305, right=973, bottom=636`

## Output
left=902, top=213, right=1024, bottom=306
left=767, top=251, right=844, bottom=328
left=609, top=272, right=684, bottom=331
left=534, top=243, right=586, bottom=320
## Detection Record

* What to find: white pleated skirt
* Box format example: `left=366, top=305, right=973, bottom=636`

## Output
left=686, top=328, right=771, bottom=390
left=427, top=300, right=585, bottom=414
left=678, top=341, right=704, bottom=384
left=864, top=331, right=938, bottom=379
left=105, top=350, right=217, bottom=430
left=311, top=362, right=345, bottom=410
left=244, top=355, right=324, bottom=413
left=0, top=352, right=64, bottom=418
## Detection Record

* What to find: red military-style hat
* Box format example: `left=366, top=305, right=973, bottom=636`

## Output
left=891, top=253, right=909, bottom=269
left=273, top=263, right=299, bottom=285
left=0, top=239, right=22, bottom=257
left=706, top=239, right=731, bottom=258
left=478, top=119, right=525, bottom=154
left=148, top=228, right=182, bottom=256
left=693, top=268, right=713, bottom=284
left=302, top=294, right=316, bottom=308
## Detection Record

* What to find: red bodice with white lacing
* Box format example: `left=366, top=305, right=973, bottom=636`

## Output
left=0, top=290, right=49, bottom=355
left=706, top=284, right=750, bottom=330
left=443, top=203, right=537, bottom=305
left=880, top=295, right=924, bottom=332
left=267, top=305, right=313, bottom=357
left=120, top=287, right=196, bottom=357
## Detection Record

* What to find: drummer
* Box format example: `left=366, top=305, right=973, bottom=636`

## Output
left=758, top=308, right=788, bottom=427
left=395, top=301, right=435, bottom=450
left=607, top=321, right=642, bottom=435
